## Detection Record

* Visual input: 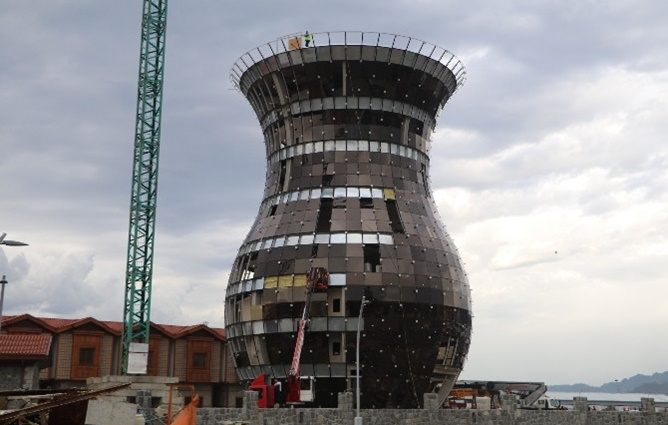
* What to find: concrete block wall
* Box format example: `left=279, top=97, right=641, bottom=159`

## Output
left=196, top=394, right=668, bottom=425
left=0, top=366, right=22, bottom=390
left=23, top=364, right=40, bottom=389
left=86, top=375, right=186, bottom=425
left=85, top=398, right=140, bottom=425
left=87, top=376, right=184, bottom=408
left=0, top=364, right=42, bottom=390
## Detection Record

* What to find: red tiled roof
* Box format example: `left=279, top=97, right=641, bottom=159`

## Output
left=0, top=334, right=52, bottom=359
left=1, top=314, right=225, bottom=341
left=155, top=324, right=193, bottom=335
left=210, top=327, right=226, bottom=340
left=38, top=317, right=79, bottom=329
left=153, top=323, right=226, bottom=340
left=101, top=321, right=123, bottom=334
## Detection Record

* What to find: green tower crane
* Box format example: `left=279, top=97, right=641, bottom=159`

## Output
left=121, top=0, right=169, bottom=374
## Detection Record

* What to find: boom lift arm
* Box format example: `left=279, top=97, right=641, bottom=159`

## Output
left=286, top=267, right=329, bottom=403
left=250, top=268, right=329, bottom=407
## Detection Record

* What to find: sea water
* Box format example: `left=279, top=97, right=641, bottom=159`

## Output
left=547, top=391, right=668, bottom=403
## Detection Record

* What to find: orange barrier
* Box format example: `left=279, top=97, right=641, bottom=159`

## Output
left=171, top=394, right=200, bottom=425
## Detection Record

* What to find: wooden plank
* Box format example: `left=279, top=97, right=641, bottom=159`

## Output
left=147, top=336, right=161, bottom=376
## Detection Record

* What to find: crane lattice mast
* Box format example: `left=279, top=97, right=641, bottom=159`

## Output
left=121, top=0, right=169, bottom=374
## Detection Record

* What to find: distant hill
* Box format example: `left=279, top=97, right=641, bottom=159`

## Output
left=551, top=371, right=668, bottom=394
left=632, top=382, right=668, bottom=395
left=549, top=383, right=600, bottom=392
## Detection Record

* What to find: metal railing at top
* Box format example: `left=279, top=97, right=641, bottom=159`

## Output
left=230, top=31, right=466, bottom=92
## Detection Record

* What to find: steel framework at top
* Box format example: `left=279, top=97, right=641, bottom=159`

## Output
left=230, top=31, right=466, bottom=92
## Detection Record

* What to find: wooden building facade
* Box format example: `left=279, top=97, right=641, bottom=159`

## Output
left=0, top=314, right=242, bottom=407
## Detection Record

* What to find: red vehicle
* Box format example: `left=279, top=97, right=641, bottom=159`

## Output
left=249, top=374, right=275, bottom=408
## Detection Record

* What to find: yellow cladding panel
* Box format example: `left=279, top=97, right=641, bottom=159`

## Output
left=293, top=274, right=307, bottom=287
left=278, top=275, right=293, bottom=287
left=288, top=37, right=302, bottom=50
left=264, top=276, right=278, bottom=288
left=383, top=188, right=396, bottom=200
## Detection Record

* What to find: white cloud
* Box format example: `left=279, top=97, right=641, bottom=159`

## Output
left=433, top=63, right=668, bottom=384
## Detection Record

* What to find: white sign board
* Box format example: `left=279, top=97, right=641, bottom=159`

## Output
left=127, top=342, right=149, bottom=374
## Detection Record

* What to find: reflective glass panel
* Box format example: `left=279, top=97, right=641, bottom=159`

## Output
left=314, top=233, right=329, bottom=244
left=378, top=234, right=394, bottom=245
left=328, top=317, right=346, bottom=331
left=362, top=233, right=379, bottom=244
left=300, top=234, right=314, bottom=245
left=278, top=318, right=293, bottom=332
left=330, top=233, right=346, bottom=244
left=331, top=363, right=346, bottom=377
left=315, top=364, right=330, bottom=377
left=310, top=317, right=327, bottom=331
left=329, top=274, right=347, bottom=286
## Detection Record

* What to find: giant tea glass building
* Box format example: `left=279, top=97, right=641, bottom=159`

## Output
left=224, top=32, right=472, bottom=408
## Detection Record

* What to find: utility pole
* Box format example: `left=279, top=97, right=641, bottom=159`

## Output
left=355, top=296, right=370, bottom=425
left=0, top=275, right=8, bottom=333
left=0, top=233, right=29, bottom=333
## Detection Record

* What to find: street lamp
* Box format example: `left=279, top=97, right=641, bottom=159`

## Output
left=0, top=233, right=29, bottom=247
left=0, top=233, right=29, bottom=333
left=355, top=295, right=370, bottom=425
left=0, top=275, right=7, bottom=333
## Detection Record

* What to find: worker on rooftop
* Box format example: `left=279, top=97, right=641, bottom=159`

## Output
left=304, top=31, right=312, bottom=47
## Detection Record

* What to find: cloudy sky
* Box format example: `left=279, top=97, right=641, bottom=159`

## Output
left=1, top=1, right=667, bottom=386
